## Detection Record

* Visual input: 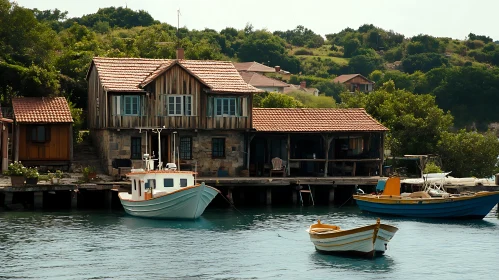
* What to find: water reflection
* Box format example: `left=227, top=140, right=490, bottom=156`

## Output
left=360, top=210, right=499, bottom=228
left=309, top=251, right=396, bottom=273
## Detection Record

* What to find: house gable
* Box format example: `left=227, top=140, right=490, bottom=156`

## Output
left=333, top=74, right=374, bottom=85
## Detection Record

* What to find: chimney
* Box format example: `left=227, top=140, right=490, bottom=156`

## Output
left=275, top=65, right=281, bottom=72
left=300, top=81, right=306, bottom=89
left=176, top=48, right=184, bottom=60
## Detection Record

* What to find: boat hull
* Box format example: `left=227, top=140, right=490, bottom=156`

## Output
left=118, top=184, right=219, bottom=219
left=308, top=223, right=398, bottom=258
left=354, top=191, right=499, bottom=219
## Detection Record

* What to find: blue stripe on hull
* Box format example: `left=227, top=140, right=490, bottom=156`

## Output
left=355, top=193, right=499, bottom=219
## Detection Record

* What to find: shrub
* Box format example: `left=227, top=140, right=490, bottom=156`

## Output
left=25, top=167, right=40, bottom=179
left=3, top=161, right=26, bottom=176
left=294, top=48, right=313, bottom=55
left=424, top=162, right=443, bottom=174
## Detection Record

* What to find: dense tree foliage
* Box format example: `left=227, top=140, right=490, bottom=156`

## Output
left=340, top=82, right=454, bottom=156
left=259, top=92, right=303, bottom=108
left=274, top=25, right=324, bottom=48
left=437, top=130, right=499, bottom=177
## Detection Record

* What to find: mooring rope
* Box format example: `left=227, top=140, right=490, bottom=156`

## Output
left=219, top=191, right=249, bottom=219
left=338, top=195, right=353, bottom=209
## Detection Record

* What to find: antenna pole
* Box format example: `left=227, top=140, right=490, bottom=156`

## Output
left=177, top=9, right=181, bottom=48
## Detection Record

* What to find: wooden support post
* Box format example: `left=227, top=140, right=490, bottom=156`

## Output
left=34, top=191, right=44, bottom=210
left=71, top=191, right=78, bottom=209
left=0, top=192, right=14, bottom=209
left=14, top=123, right=20, bottom=162
left=329, top=186, right=336, bottom=205
left=292, top=189, right=298, bottom=204
left=4, top=192, right=13, bottom=209
left=238, top=188, right=244, bottom=202
left=105, top=190, right=113, bottom=209
left=287, top=134, right=291, bottom=176
left=69, top=125, right=74, bottom=167
left=227, top=188, right=234, bottom=205
left=266, top=188, right=272, bottom=205
left=379, top=132, right=384, bottom=175
left=1, top=123, right=9, bottom=172
left=322, top=134, right=334, bottom=177
left=246, top=134, right=255, bottom=170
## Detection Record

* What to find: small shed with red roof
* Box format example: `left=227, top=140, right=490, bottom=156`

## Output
left=12, top=97, right=74, bottom=169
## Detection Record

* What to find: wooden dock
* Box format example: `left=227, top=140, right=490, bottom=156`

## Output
left=0, top=176, right=378, bottom=210
left=194, top=176, right=381, bottom=186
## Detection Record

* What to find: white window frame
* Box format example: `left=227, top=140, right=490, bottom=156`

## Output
left=214, top=97, right=236, bottom=116
left=166, top=94, right=192, bottom=116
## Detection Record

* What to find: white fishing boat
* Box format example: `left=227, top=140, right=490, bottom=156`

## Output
left=118, top=128, right=220, bottom=219
left=307, top=218, right=398, bottom=258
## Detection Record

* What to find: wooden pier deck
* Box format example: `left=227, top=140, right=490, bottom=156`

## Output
left=194, top=176, right=381, bottom=186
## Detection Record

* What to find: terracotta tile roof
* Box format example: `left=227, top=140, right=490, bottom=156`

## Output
left=91, top=57, right=170, bottom=92
left=333, top=74, right=374, bottom=84
left=233, top=62, right=276, bottom=73
left=239, top=72, right=290, bottom=88
left=252, top=108, right=388, bottom=132
left=12, top=97, right=73, bottom=123
left=90, top=57, right=263, bottom=94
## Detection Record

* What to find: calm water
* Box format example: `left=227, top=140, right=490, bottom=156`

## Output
left=1, top=205, right=498, bottom=280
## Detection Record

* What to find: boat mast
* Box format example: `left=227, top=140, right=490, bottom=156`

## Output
left=159, top=129, right=162, bottom=169
left=154, top=127, right=163, bottom=170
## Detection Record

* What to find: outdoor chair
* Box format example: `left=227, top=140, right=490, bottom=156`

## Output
left=270, top=157, right=286, bottom=177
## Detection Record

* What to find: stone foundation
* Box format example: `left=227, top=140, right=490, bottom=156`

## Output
left=179, top=130, right=246, bottom=176
left=91, top=129, right=145, bottom=174
left=91, top=129, right=246, bottom=176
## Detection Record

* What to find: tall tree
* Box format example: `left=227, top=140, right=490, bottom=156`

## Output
left=340, top=84, right=454, bottom=155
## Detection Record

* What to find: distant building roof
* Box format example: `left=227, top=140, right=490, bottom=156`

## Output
left=283, top=84, right=319, bottom=94
left=333, top=74, right=374, bottom=84
left=89, top=57, right=263, bottom=94
left=233, top=61, right=276, bottom=73
left=239, top=72, right=290, bottom=88
left=252, top=108, right=388, bottom=132
left=12, top=97, right=73, bottom=123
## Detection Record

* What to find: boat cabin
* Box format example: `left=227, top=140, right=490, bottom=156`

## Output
left=124, top=168, right=197, bottom=201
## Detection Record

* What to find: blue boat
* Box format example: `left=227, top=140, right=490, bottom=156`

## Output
left=353, top=177, right=499, bottom=219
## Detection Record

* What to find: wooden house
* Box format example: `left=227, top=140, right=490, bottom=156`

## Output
left=11, top=97, right=74, bottom=170
left=250, top=108, right=389, bottom=177
left=333, top=74, right=375, bottom=92
left=86, top=55, right=263, bottom=175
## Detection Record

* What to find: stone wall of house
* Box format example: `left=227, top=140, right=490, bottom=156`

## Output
left=176, top=130, right=246, bottom=177
left=91, top=129, right=245, bottom=176
left=91, top=129, right=146, bottom=174
left=90, top=129, right=109, bottom=173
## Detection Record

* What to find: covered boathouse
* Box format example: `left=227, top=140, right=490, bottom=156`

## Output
left=249, top=108, right=389, bottom=178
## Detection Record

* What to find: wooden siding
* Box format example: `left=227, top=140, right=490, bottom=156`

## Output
left=206, top=117, right=251, bottom=129
left=99, top=64, right=254, bottom=130
left=18, top=124, right=71, bottom=161
left=87, top=65, right=108, bottom=129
